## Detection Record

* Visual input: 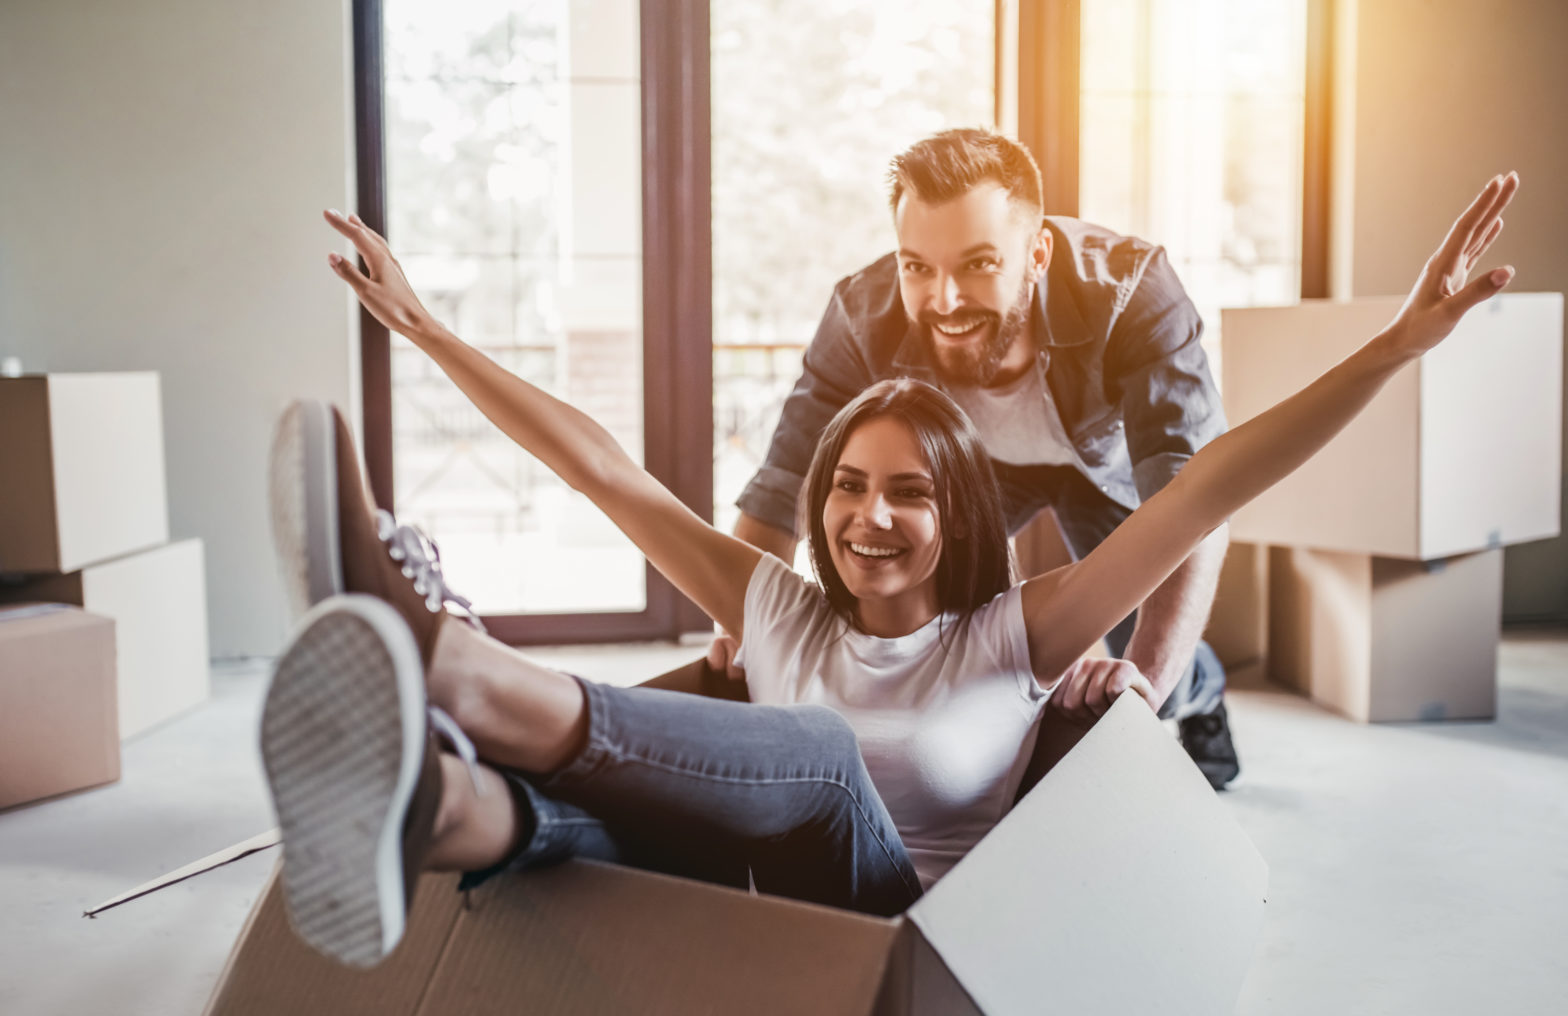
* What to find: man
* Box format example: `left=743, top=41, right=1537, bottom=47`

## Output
left=715, top=127, right=1239, bottom=788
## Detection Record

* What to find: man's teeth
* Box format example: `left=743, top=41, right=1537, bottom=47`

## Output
left=849, top=543, right=902, bottom=558
left=934, top=319, right=983, bottom=335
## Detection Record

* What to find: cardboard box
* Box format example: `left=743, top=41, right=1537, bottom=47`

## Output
left=0, top=603, right=119, bottom=808
left=1206, top=540, right=1269, bottom=683
left=1268, top=546, right=1502, bottom=722
left=1221, top=294, right=1562, bottom=559
left=198, top=697, right=1267, bottom=1015
left=0, top=373, right=170, bottom=574
left=0, top=539, right=209, bottom=738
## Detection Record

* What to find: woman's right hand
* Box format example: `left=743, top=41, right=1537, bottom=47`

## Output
left=324, top=209, right=444, bottom=343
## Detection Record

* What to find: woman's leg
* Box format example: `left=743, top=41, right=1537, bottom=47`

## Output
left=425, top=620, right=921, bottom=915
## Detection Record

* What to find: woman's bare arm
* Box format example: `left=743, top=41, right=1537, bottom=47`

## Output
left=324, top=211, right=762, bottom=638
left=1022, top=173, right=1520, bottom=685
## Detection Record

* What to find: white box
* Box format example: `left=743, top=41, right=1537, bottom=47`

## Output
left=1268, top=546, right=1502, bottom=722
left=0, top=539, right=209, bottom=737
left=0, top=373, right=170, bottom=574
left=1222, top=294, right=1562, bottom=559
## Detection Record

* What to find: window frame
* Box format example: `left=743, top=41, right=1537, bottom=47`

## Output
left=352, top=0, right=712, bottom=644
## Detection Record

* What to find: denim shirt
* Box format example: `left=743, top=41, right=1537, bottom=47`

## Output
left=736, top=216, right=1228, bottom=539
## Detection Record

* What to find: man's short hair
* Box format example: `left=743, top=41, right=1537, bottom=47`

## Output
left=887, top=128, right=1044, bottom=220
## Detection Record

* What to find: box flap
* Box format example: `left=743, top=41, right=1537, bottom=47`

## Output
left=873, top=921, right=982, bottom=1016
left=416, top=859, right=900, bottom=1016
left=907, top=696, right=1267, bottom=1015
left=205, top=863, right=467, bottom=1016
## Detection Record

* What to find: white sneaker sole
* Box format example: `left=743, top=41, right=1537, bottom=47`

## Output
left=260, top=595, right=427, bottom=968
left=269, top=400, right=343, bottom=619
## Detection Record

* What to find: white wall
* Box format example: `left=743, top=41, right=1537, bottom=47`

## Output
left=1338, top=0, right=1568, bottom=621
left=0, top=0, right=360, bottom=657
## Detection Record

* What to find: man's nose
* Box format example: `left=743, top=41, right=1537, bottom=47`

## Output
left=930, top=273, right=962, bottom=316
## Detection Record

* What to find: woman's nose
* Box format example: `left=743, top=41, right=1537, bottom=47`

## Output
left=859, top=493, right=893, bottom=528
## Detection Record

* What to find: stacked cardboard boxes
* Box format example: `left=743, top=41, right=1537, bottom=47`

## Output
left=0, top=373, right=210, bottom=743
left=1219, top=294, right=1563, bottom=721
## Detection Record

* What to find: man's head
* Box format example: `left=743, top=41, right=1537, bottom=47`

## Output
left=888, top=129, right=1052, bottom=387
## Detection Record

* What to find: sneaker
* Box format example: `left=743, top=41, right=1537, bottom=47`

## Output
left=268, top=400, right=481, bottom=663
left=1178, top=700, right=1241, bottom=791
left=260, top=594, right=444, bottom=968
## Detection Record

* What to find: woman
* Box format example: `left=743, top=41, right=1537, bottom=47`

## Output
left=264, top=173, right=1517, bottom=969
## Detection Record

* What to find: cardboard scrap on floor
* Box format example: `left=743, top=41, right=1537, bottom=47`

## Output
left=110, top=695, right=1266, bottom=1015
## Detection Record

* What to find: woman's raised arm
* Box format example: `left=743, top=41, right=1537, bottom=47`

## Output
left=1021, top=172, right=1520, bottom=685
left=324, top=210, right=762, bottom=638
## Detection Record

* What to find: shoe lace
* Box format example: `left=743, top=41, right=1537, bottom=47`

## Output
left=375, top=510, right=485, bottom=633
left=427, top=703, right=487, bottom=796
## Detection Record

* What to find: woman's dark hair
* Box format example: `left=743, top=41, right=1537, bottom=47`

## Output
left=802, top=378, right=1014, bottom=626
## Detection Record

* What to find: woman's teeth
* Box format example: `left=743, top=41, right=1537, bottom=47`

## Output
left=849, top=542, right=902, bottom=558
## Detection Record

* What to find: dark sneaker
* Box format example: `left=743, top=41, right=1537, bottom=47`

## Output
left=1179, top=701, right=1241, bottom=791
left=268, top=399, right=481, bottom=663
left=260, top=594, right=444, bottom=968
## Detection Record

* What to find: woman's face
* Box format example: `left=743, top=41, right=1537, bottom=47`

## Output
left=822, top=415, right=944, bottom=633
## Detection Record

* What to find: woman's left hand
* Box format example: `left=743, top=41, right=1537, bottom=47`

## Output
left=1384, top=172, right=1519, bottom=358
left=324, top=209, right=442, bottom=342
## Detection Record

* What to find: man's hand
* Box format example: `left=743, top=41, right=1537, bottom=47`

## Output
left=1048, top=657, right=1157, bottom=728
left=324, top=209, right=441, bottom=341
left=706, top=632, right=747, bottom=682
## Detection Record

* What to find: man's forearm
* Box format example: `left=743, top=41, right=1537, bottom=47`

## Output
left=733, top=511, right=799, bottom=562
left=1122, top=523, right=1228, bottom=705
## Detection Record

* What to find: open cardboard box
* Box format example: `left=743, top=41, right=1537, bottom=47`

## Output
left=101, top=696, right=1267, bottom=1014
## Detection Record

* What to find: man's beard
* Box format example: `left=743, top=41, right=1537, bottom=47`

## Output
left=917, top=278, right=1033, bottom=387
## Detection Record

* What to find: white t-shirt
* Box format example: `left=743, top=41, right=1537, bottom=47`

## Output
left=948, top=359, right=1076, bottom=467
left=736, top=554, right=1051, bottom=889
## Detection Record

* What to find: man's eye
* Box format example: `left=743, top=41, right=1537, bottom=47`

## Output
left=968, top=258, right=999, bottom=271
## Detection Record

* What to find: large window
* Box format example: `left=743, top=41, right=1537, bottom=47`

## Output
left=709, top=1, right=996, bottom=546
left=1079, top=0, right=1310, bottom=379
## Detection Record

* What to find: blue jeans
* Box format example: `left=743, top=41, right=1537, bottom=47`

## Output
left=460, top=678, right=923, bottom=917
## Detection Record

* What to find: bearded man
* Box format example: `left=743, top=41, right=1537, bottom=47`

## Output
left=720, top=127, right=1239, bottom=788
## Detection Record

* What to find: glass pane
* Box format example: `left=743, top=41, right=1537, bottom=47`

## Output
left=710, top=1, right=996, bottom=547
left=386, top=0, right=646, bottom=614
left=1079, top=0, right=1308, bottom=387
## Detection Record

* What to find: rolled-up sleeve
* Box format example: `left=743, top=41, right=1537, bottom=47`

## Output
left=1105, top=247, right=1228, bottom=503
left=735, top=283, right=874, bottom=536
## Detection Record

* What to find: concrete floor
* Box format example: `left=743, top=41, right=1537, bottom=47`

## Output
left=1, top=635, right=1564, bottom=1015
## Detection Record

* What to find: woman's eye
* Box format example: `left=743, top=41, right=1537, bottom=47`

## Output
left=897, top=488, right=930, bottom=500
left=835, top=479, right=862, bottom=493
